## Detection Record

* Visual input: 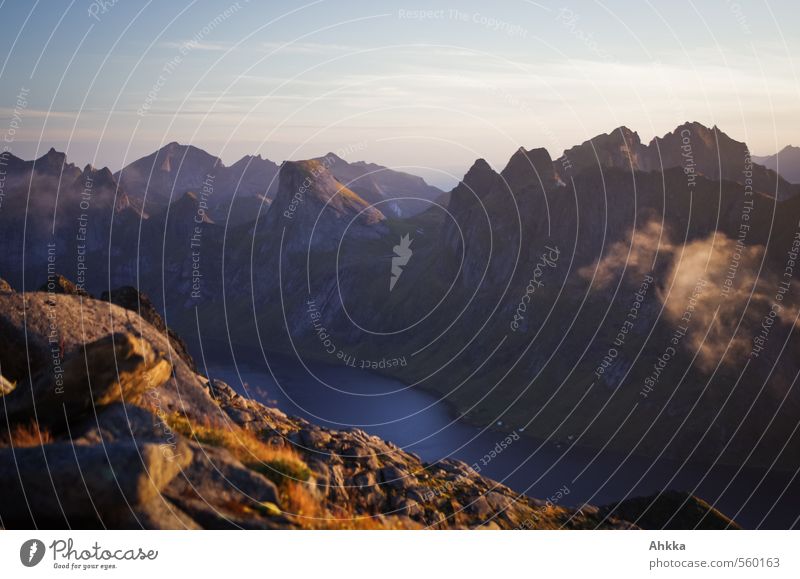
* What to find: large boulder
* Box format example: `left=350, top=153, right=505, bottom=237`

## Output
left=164, top=444, right=284, bottom=529
left=0, top=292, right=223, bottom=425
left=0, top=440, right=192, bottom=527
left=74, top=402, right=176, bottom=446
left=124, top=496, right=201, bottom=530
left=2, top=332, right=172, bottom=428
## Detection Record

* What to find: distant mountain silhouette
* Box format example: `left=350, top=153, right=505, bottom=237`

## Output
left=557, top=122, right=797, bottom=199
left=754, top=145, right=800, bottom=184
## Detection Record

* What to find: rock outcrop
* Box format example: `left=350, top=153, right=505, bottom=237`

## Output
left=0, top=292, right=220, bottom=425
left=38, top=273, right=90, bottom=296
left=0, top=441, right=192, bottom=528
left=2, top=332, right=171, bottom=429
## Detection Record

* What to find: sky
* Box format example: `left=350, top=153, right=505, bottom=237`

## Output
left=1, top=0, right=799, bottom=189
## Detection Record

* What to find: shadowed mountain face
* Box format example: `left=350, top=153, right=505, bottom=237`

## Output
left=116, top=142, right=225, bottom=207
left=2, top=122, right=800, bottom=480
left=114, top=142, right=279, bottom=225
left=754, top=145, right=800, bottom=184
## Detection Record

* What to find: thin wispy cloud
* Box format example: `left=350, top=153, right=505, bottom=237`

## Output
left=259, top=41, right=365, bottom=55
left=161, top=40, right=235, bottom=52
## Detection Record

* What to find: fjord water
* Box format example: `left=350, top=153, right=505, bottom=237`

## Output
left=205, top=348, right=798, bottom=529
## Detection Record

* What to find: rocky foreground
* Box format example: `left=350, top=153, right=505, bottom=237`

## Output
left=0, top=280, right=737, bottom=529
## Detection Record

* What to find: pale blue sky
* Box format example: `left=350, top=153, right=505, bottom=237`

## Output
left=1, top=0, right=798, bottom=188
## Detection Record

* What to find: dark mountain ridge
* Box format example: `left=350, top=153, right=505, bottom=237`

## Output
left=557, top=122, right=798, bottom=200
left=2, top=122, right=799, bottom=481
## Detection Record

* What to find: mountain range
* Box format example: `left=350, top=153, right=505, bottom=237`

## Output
left=1, top=121, right=799, bottom=480
left=113, top=142, right=442, bottom=222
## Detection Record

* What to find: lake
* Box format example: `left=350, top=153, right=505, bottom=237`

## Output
left=204, top=348, right=799, bottom=529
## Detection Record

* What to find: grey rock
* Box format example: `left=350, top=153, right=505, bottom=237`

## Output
left=466, top=495, right=493, bottom=518
left=352, top=470, right=377, bottom=488
left=300, top=428, right=332, bottom=448
left=380, top=464, right=413, bottom=490
left=74, top=402, right=175, bottom=446
left=122, top=497, right=202, bottom=530
left=485, top=491, right=514, bottom=512
left=0, top=441, right=191, bottom=527
left=2, top=332, right=171, bottom=429
left=165, top=443, right=280, bottom=512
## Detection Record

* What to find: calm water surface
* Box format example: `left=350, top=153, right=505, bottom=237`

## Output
left=204, top=349, right=798, bottom=529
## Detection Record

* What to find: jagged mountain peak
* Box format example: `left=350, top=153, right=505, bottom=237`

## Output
left=581, top=126, right=642, bottom=147
left=468, top=157, right=493, bottom=171
left=322, top=151, right=344, bottom=162
left=78, top=164, right=117, bottom=189
left=651, top=121, right=734, bottom=150
left=558, top=126, right=649, bottom=176
left=260, top=159, right=387, bottom=252
left=161, top=141, right=221, bottom=165
left=553, top=121, right=796, bottom=199
left=445, top=158, right=504, bottom=221
left=610, top=125, right=641, bottom=140
left=229, top=154, right=278, bottom=169
left=501, top=146, right=557, bottom=192
left=33, top=147, right=71, bottom=175
left=459, top=158, right=501, bottom=192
